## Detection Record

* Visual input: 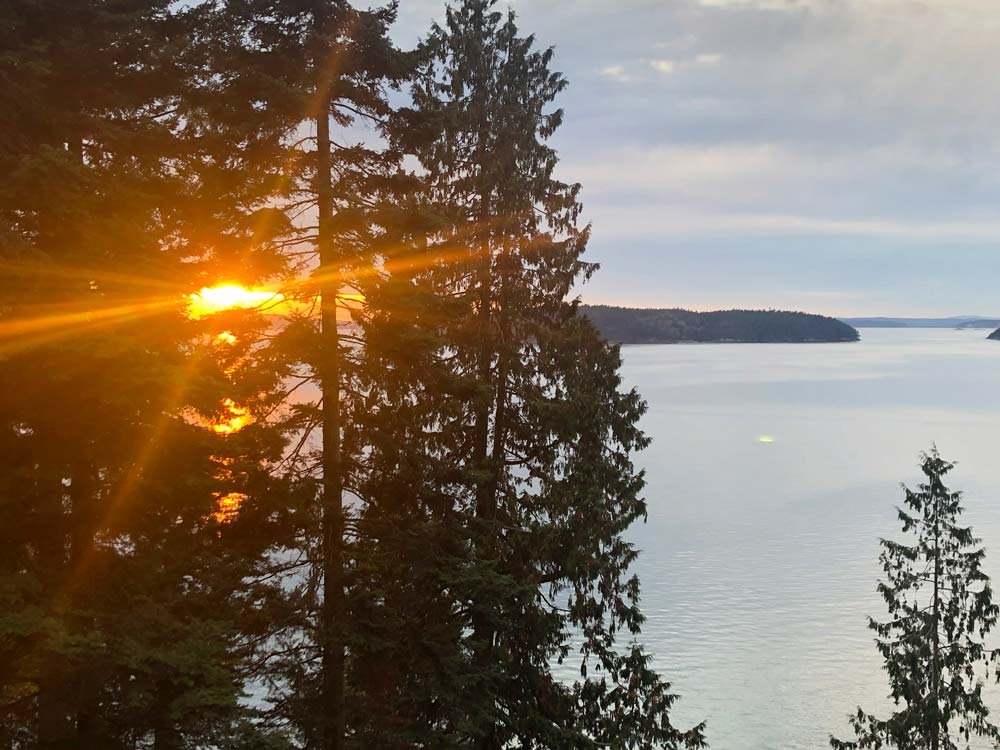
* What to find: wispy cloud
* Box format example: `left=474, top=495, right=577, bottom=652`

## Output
left=694, top=52, right=722, bottom=65
left=649, top=59, right=675, bottom=74
left=599, top=64, right=632, bottom=82
left=587, top=206, right=1000, bottom=242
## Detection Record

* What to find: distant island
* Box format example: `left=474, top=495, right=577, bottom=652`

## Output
left=989, top=328, right=1000, bottom=341
left=957, top=319, right=1000, bottom=330
left=582, top=306, right=860, bottom=344
left=841, top=316, right=1000, bottom=329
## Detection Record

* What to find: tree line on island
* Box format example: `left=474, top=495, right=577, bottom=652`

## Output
left=3, top=1, right=1000, bottom=749
left=582, top=305, right=860, bottom=344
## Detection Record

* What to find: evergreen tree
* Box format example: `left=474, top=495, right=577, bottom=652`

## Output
left=0, top=1, right=298, bottom=746
left=212, top=2, right=417, bottom=747
left=832, top=448, right=1000, bottom=750
left=343, top=196, right=477, bottom=747
left=342, top=2, right=707, bottom=747
left=0, top=2, right=707, bottom=748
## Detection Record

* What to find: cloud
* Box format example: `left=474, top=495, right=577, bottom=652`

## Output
left=566, top=141, right=991, bottom=209
left=586, top=206, right=1000, bottom=242
left=390, top=0, right=1000, bottom=314
left=649, top=59, right=675, bottom=74
left=561, top=140, right=1000, bottom=253
left=600, top=64, right=632, bottom=82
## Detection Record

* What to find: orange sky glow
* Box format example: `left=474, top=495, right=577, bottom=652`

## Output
left=185, top=282, right=366, bottom=522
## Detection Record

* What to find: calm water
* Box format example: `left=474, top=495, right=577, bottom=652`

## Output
left=619, top=328, right=1000, bottom=749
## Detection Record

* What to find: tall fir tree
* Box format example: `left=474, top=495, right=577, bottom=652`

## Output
left=212, top=2, right=417, bottom=747
left=343, top=193, right=476, bottom=747
left=342, top=1, right=707, bottom=747
left=832, top=449, right=1000, bottom=750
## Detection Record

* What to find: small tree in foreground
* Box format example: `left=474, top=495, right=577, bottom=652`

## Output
left=832, top=448, right=1000, bottom=750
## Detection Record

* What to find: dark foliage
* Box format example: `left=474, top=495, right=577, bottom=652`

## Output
left=0, top=1, right=297, bottom=746
left=336, top=2, right=707, bottom=748
left=0, top=1, right=705, bottom=748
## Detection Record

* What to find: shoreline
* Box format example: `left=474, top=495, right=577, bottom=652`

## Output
left=615, top=339, right=861, bottom=346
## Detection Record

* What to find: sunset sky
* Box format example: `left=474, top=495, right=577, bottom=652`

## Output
left=396, top=0, right=1000, bottom=316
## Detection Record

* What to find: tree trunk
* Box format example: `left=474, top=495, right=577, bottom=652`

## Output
left=153, top=717, right=182, bottom=750
left=69, top=463, right=100, bottom=747
left=154, top=729, right=182, bottom=750
left=931, top=491, right=940, bottom=750
left=469, top=137, right=502, bottom=746
left=315, top=13, right=345, bottom=750
left=470, top=245, right=498, bottom=748
left=40, top=138, right=94, bottom=750
left=37, top=673, right=72, bottom=750
left=468, top=14, right=503, bottom=742
left=37, top=475, right=72, bottom=750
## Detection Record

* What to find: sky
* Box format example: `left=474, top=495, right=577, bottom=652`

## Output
left=388, top=0, right=1000, bottom=317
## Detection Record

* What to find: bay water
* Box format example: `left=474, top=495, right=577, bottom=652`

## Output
left=619, top=328, right=1000, bottom=748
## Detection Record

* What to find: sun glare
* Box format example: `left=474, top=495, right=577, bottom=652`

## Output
left=212, top=398, right=252, bottom=435
left=212, top=491, right=247, bottom=524
left=186, top=284, right=283, bottom=319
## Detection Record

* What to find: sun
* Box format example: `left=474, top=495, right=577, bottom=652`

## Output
left=186, top=284, right=283, bottom=319
left=212, top=398, right=252, bottom=435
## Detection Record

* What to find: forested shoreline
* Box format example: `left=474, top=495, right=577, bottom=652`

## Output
left=582, top=305, right=860, bottom=344
left=0, top=1, right=704, bottom=748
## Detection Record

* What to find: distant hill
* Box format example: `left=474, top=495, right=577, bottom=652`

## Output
left=582, top=306, right=860, bottom=344
left=956, top=319, right=1000, bottom=329
left=841, top=316, right=1000, bottom=329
